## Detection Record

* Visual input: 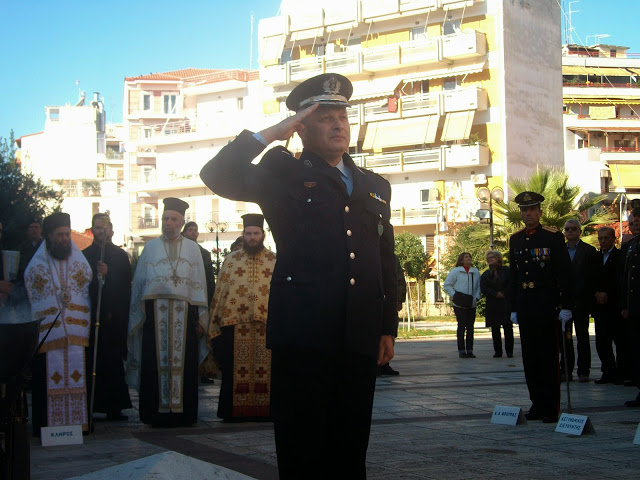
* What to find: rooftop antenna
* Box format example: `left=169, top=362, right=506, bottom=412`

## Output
left=250, top=11, right=255, bottom=70
left=566, top=1, right=579, bottom=45
left=586, top=33, right=610, bottom=46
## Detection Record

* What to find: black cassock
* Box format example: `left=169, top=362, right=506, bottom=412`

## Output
left=82, top=242, right=132, bottom=417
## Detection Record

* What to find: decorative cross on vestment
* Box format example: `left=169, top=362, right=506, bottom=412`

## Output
left=170, top=272, right=180, bottom=287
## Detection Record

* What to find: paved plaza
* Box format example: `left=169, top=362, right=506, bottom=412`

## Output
left=30, top=325, right=640, bottom=479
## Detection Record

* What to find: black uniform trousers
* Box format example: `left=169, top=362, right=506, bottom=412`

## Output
left=270, top=346, right=377, bottom=480
left=518, top=308, right=560, bottom=417
left=594, top=308, right=629, bottom=380
left=559, top=307, right=591, bottom=377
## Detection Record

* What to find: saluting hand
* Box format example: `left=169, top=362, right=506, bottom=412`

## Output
left=260, top=104, right=319, bottom=144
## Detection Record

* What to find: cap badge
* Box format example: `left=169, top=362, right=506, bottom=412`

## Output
left=522, top=193, right=531, bottom=202
left=323, top=76, right=341, bottom=95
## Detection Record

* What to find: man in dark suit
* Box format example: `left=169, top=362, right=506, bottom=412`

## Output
left=17, top=218, right=42, bottom=283
left=509, top=192, right=573, bottom=423
left=622, top=208, right=640, bottom=407
left=200, top=73, right=398, bottom=479
left=560, top=218, right=597, bottom=383
left=182, top=221, right=215, bottom=306
left=593, top=226, right=627, bottom=384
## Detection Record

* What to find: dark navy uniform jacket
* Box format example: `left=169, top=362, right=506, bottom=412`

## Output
left=200, top=130, right=398, bottom=359
left=509, top=224, right=573, bottom=315
left=621, top=236, right=640, bottom=318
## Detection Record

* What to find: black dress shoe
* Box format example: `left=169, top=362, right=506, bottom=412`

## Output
left=459, top=352, right=468, bottom=358
left=525, top=411, right=542, bottom=421
left=106, top=412, right=128, bottom=421
left=542, top=415, right=558, bottom=423
left=493, top=353, right=502, bottom=358
left=467, top=352, right=477, bottom=358
left=625, top=393, right=640, bottom=407
left=560, top=373, right=573, bottom=382
left=624, top=379, right=636, bottom=387
left=594, top=376, right=614, bottom=385
left=507, top=353, right=514, bottom=358
left=378, top=364, right=400, bottom=376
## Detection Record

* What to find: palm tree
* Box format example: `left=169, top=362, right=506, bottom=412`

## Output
left=488, top=167, right=616, bottom=249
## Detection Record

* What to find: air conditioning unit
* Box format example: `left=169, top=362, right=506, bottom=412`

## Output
left=471, top=174, right=487, bottom=185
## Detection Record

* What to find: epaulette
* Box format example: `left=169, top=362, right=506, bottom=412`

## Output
left=542, top=225, right=559, bottom=233
left=269, top=145, right=294, bottom=157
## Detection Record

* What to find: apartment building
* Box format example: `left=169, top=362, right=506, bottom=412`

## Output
left=257, top=0, right=563, bottom=277
left=18, top=93, right=129, bottom=244
left=562, top=43, right=640, bottom=204
left=122, top=68, right=266, bottom=256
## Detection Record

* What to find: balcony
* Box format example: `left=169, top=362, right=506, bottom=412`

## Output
left=135, top=218, right=159, bottom=230
left=391, top=203, right=443, bottom=226
left=401, top=92, right=440, bottom=117
left=400, top=38, right=440, bottom=67
left=443, top=143, right=490, bottom=168
left=362, top=44, right=401, bottom=73
left=290, top=57, right=325, bottom=82
left=601, top=147, right=640, bottom=164
left=325, top=49, right=361, bottom=76
left=442, top=87, right=488, bottom=113
left=442, top=31, right=487, bottom=61
left=362, top=148, right=442, bottom=173
left=361, top=0, right=399, bottom=19
left=400, top=0, right=438, bottom=13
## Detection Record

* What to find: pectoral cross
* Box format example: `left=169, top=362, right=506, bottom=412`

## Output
left=170, top=272, right=180, bottom=287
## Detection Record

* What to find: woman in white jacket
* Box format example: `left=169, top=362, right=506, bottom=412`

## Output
left=443, top=252, right=482, bottom=358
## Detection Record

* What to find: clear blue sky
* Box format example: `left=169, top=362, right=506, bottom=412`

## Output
left=0, top=0, right=637, bottom=141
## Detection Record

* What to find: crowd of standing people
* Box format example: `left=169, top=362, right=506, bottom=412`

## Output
left=2, top=71, right=640, bottom=480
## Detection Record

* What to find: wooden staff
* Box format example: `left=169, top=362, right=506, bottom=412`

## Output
left=89, top=233, right=107, bottom=431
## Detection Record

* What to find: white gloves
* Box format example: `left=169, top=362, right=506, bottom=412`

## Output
left=558, top=309, right=572, bottom=331
left=510, top=312, right=518, bottom=325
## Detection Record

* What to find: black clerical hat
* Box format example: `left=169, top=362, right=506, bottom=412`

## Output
left=163, top=197, right=189, bottom=216
left=286, top=73, right=353, bottom=112
left=242, top=213, right=264, bottom=229
left=43, top=212, right=70, bottom=235
left=514, top=191, right=545, bottom=208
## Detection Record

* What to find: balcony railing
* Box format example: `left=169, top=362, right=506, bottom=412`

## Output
left=135, top=218, right=159, bottom=230
left=442, top=87, right=488, bottom=113
left=261, top=30, right=486, bottom=86
left=443, top=144, right=490, bottom=168
left=359, top=148, right=442, bottom=173
left=401, top=92, right=440, bottom=117
left=392, top=203, right=443, bottom=225
left=601, top=147, right=640, bottom=152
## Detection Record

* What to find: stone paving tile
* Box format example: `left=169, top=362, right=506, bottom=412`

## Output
left=28, top=334, right=640, bottom=479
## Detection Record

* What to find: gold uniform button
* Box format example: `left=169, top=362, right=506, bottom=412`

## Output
left=346, top=230, right=352, bottom=236
left=525, top=272, right=529, bottom=276
left=350, top=278, right=356, bottom=285
left=345, top=206, right=350, bottom=213
left=350, top=252, right=356, bottom=259
left=526, top=238, right=530, bottom=241
left=525, top=260, right=529, bottom=264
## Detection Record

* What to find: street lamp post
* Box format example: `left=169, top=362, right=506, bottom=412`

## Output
left=207, top=220, right=228, bottom=274
left=476, top=186, right=504, bottom=249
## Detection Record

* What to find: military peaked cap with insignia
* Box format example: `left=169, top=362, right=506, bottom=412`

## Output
left=163, top=197, right=189, bottom=216
left=514, top=191, right=545, bottom=208
left=286, top=73, right=353, bottom=112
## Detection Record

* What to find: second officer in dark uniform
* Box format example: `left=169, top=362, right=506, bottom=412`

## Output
left=200, top=73, right=397, bottom=479
left=509, top=192, right=572, bottom=423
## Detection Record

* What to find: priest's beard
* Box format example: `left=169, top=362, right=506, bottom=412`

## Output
left=243, top=241, right=264, bottom=257
left=46, top=238, right=72, bottom=260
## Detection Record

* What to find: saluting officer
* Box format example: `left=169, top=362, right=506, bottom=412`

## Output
left=200, top=73, right=398, bottom=479
left=509, top=192, right=573, bottom=423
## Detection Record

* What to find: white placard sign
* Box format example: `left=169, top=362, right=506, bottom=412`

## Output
left=633, top=424, right=640, bottom=445
left=41, top=425, right=84, bottom=446
left=555, top=413, right=595, bottom=436
left=490, top=405, right=526, bottom=426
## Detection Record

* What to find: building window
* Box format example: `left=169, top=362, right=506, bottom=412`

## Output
left=49, top=108, right=60, bottom=121
left=237, top=97, right=244, bottom=111
left=96, top=133, right=105, bottom=154
left=420, top=188, right=440, bottom=203
left=142, top=93, right=152, bottom=111
left=346, top=37, right=361, bottom=51
left=411, top=26, right=428, bottom=41
left=281, top=49, right=292, bottom=64
left=443, top=77, right=458, bottom=91
left=610, top=49, right=617, bottom=58
left=142, top=127, right=152, bottom=139
left=444, top=20, right=461, bottom=35
left=163, top=94, right=177, bottom=114
left=96, top=164, right=105, bottom=178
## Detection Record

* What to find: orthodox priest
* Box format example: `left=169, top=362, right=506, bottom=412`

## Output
left=127, top=198, right=209, bottom=427
left=25, top=212, right=92, bottom=436
left=82, top=213, right=132, bottom=421
left=209, top=213, right=276, bottom=421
